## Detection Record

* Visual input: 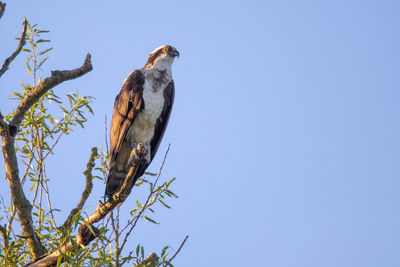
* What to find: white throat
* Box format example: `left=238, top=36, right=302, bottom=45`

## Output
left=146, top=56, right=173, bottom=72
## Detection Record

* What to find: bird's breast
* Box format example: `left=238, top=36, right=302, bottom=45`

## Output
left=127, top=80, right=165, bottom=144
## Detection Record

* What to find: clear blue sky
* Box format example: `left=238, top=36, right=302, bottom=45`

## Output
left=1, top=1, right=400, bottom=266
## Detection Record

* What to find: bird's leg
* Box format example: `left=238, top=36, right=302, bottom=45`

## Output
left=128, top=142, right=151, bottom=165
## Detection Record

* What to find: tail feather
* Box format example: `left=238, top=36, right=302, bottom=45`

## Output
left=105, top=163, right=149, bottom=200
left=105, top=167, right=127, bottom=198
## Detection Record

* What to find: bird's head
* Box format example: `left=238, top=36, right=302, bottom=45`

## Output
left=143, top=45, right=180, bottom=70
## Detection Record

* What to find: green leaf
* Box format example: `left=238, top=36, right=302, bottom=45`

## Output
left=136, top=200, right=142, bottom=209
left=142, top=216, right=159, bottom=224
left=158, top=199, right=171, bottom=209
left=37, top=56, right=49, bottom=69
left=161, top=245, right=170, bottom=258
left=136, top=244, right=140, bottom=257
left=37, top=47, right=53, bottom=56
left=36, top=39, right=50, bottom=43
left=165, top=178, right=176, bottom=187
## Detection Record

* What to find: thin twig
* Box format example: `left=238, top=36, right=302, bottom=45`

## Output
left=0, top=17, right=28, bottom=78
left=169, top=235, right=189, bottom=263
left=43, top=169, right=57, bottom=229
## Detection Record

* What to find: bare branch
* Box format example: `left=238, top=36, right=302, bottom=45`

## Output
left=169, top=235, right=189, bottom=263
left=60, top=147, right=97, bottom=231
left=0, top=17, right=27, bottom=78
left=9, top=53, right=93, bottom=136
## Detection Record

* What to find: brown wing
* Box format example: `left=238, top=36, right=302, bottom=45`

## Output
left=106, top=70, right=145, bottom=197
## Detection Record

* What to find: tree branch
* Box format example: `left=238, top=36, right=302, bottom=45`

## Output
left=2, top=124, right=47, bottom=259
left=9, top=53, right=93, bottom=136
left=2, top=54, right=93, bottom=260
left=0, top=17, right=27, bottom=78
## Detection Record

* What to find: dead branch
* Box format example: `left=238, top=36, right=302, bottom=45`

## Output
left=0, top=17, right=27, bottom=78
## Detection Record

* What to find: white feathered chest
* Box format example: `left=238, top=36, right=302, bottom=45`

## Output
left=127, top=70, right=170, bottom=144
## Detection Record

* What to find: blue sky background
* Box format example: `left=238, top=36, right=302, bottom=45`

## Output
left=1, top=1, right=400, bottom=266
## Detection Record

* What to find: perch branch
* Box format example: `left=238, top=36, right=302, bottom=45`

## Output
left=0, top=17, right=27, bottom=78
left=26, top=145, right=148, bottom=266
left=26, top=145, right=171, bottom=266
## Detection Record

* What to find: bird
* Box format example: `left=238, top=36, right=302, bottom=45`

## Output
left=105, top=45, right=179, bottom=199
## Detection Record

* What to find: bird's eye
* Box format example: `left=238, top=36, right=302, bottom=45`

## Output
left=163, top=47, right=169, bottom=52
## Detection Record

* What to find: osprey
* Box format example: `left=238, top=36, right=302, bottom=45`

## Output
left=105, top=45, right=179, bottom=198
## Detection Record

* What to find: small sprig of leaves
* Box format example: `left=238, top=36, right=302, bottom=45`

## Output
left=21, top=22, right=52, bottom=86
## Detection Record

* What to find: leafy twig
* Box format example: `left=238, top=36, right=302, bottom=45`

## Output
left=9, top=53, right=93, bottom=136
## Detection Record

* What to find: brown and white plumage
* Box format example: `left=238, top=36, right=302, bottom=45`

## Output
left=105, top=45, right=179, bottom=198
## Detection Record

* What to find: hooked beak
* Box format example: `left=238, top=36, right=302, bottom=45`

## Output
left=171, top=49, right=180, bottom=58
